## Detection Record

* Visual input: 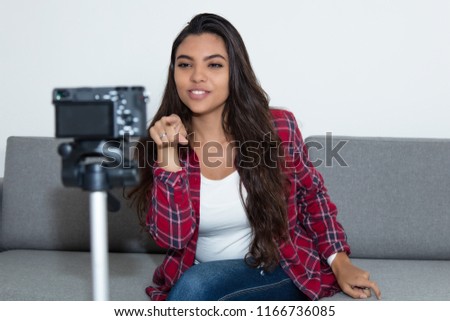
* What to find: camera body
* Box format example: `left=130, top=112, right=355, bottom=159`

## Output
left=53, top=86, right=148, bottom=139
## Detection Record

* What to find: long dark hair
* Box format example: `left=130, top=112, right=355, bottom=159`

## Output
left=128, top=13, right=290, bottom=270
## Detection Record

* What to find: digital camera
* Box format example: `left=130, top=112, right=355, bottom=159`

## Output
left=53, top=86, right=148, bottom=139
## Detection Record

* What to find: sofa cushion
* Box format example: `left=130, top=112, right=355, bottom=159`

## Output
left=0, top=250, right=165, bottom=300
left=321, top=258, right=450, bottom=301
left=1, top=137, right=162, bottom=253
left=2, top=251, right=448, bottom=301
left=305, top=136, right=450, bottom=260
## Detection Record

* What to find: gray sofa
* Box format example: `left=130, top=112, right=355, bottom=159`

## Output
left=1, top=136, right=449, bottom=300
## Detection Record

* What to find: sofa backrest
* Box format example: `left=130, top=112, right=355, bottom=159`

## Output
left=4, top=135, right=450, bottom=260
left=1, top=136, right=164, bottom=253
left=305, top=135, right=450, bottom=260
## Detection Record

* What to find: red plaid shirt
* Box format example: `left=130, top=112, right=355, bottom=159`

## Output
left=146, top=109, right=350, bottom=301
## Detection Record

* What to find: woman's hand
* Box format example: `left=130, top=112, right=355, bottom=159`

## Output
left=331, top=252, right=381, bottom=300
left=149, top=114, right=188, bottom=172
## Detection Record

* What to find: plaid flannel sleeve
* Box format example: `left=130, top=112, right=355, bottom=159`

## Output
left=146, top=166, right=196, bottom=249
left=282, top=111, right=350, bottom=261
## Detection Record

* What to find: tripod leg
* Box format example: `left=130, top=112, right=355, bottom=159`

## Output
left=89, top=191, right=110, bottom=301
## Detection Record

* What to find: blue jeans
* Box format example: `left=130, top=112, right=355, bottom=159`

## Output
left=166, top=259, right=310, bottom=301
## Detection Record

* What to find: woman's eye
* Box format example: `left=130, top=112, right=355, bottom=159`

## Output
left=177, top=63, right=191, bottom=68
left=209, top=63, right=223, bottom=69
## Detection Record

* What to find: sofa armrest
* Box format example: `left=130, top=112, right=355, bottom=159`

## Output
left=0, top=177, right=3, bottom=251
left=0, top=177, right=3, bottom=216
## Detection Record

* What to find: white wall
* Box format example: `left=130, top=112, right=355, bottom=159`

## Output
left=1, top=0, right=449, bottom=175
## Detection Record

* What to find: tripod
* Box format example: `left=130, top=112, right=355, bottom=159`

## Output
left=58, top=139, right=138, bottom=301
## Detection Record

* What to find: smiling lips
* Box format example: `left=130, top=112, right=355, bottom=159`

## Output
left=188, top=89, right=210, bottom=100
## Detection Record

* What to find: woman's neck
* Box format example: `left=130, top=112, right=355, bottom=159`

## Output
left=190, top=111, right=228, bottom=144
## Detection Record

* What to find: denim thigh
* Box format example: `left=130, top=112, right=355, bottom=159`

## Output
left=166, top=259, right=309, bottom=301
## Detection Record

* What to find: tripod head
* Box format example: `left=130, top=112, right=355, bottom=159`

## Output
left=58, top=139, right=139, bottom=192
left=58, top=139, right=139, bottom=212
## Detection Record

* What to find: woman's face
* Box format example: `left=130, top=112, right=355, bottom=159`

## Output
left=174, top=33, right=230, bottom=117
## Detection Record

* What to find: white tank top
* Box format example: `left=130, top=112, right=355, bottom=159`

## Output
left=195, top=171, right=252, bottom=263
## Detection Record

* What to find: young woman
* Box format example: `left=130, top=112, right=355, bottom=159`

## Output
left=129, top=13, right=381, bottom=301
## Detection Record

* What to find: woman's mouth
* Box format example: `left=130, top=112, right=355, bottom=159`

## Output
left=188, top=89, right=210, bottom=100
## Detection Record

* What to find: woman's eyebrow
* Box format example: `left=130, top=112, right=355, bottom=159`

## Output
left=176, top=54, right=227, bottom=61
left=204, top=54, right=227, bottom=61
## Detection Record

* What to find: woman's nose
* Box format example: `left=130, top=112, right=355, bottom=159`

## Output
left=190, top=67, right=207, bottom=83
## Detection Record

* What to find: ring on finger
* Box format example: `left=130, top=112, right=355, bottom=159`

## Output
left=159, top=132, right=168, bottom=139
